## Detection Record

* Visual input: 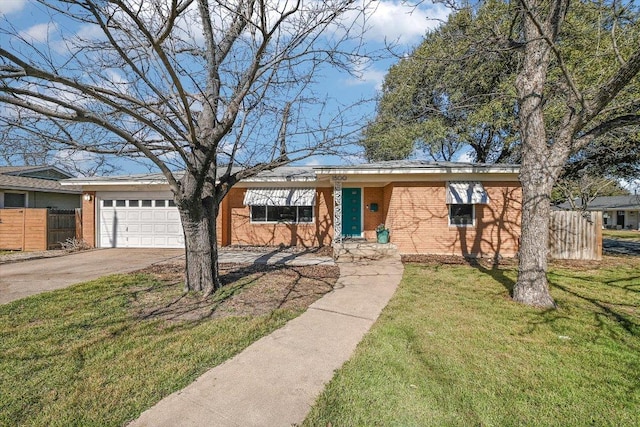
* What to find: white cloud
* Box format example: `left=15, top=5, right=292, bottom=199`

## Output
left=620, top=178, right=640, bottom=194
left=357, top=0, right=450, bottom=45
left=0, top=0, right=27, bottom=16
left=345, top=62, right=387, bottom=90
left=75, top=23, right=105, bottom=41
left=19, top=22, right=58, bottom=44
left=455, top=151, right=475, bottom=163
left=303, top=157, right=322, bottom=166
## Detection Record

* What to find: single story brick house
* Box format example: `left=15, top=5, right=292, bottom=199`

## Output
left=63, top=161, right=522, bottom=257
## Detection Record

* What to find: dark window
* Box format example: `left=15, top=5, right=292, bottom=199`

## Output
left=268, top=206, right=296, bottom=222
left=168, top=200, right=176, bottom=207
left=129, top=200, right=139, bottom=207
left=4, top=193, right=26, bottom=208
left=116, top=200, right=126, bottom=207
left=250, top=205, right=313, bottom=223
left=298, top=206, right=313, bottom=223
left=251, top=205, right=266, bottom=221
left=141, top=200, right=152, bottom=207
left=449, top=204, right=474, bottom=226
left=155, top=200, right=166, bottom=207
left=103, top=200, right=113, bottom=207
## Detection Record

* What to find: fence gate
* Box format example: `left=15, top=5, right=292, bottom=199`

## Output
left=47, top=209, right=78, bottom=249
left=550, top=211, right=602, bottom=260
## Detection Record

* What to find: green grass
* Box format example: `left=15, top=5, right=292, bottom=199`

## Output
left=603, top=229, right=640, bottom=241
left=0, top=273, right=301, bottom=426
left=304, top=258, right=640, bottom=427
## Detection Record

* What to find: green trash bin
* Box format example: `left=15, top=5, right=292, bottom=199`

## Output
left=376, top=229, right=389, bottom=244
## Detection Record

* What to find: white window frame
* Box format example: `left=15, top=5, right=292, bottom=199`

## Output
left=101, top=199, right=175, bottom=208
left=250, top=205, right=315, bottom=224
left=448, top=204, right=475, bottom=227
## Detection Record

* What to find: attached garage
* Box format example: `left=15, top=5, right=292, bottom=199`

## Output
left=97, top=192, right=184, bottom=248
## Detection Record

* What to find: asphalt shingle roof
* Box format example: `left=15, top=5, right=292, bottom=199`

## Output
left=0, top=166, right=81, bottom=194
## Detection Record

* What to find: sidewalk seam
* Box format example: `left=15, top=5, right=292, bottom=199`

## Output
left=309, top=306, right=377, bottom=321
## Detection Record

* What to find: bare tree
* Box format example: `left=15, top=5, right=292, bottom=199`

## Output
left=0, top=0, right=376, bottom=293
left=0, top=123, right=120, bottom=176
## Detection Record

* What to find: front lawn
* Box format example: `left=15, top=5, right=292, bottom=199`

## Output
left=603, top=229, right=640, bottom=241
left=0, top=262, right=338, bottom=426
left=304, top=257, right=640, bottom=426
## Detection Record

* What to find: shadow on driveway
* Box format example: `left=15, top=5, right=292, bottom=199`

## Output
left=0, top=248, right=184, bottom=305
left=603, top=238, right=640, bottom=256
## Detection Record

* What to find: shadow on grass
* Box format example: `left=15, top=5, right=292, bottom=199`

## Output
left=548, top=271, right=639, bottom=337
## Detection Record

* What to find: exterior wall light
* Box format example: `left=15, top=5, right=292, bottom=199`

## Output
left=84, top=194, right=92, bottom=201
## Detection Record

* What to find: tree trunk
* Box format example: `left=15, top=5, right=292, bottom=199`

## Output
left=513, top=169, right=556, bottom=307
left=512, top=2, right=557, bottom=308
left=180, top=200, right=220, bottom=295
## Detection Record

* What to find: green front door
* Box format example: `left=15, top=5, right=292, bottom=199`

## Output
left=342, top=188, right=362, bottom=237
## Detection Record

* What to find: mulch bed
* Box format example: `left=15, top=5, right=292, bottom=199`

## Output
left=131, top=262, right=339, bottom=322
left=401, top=253, right=637, bottom=270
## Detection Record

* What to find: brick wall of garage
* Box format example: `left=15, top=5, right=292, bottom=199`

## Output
left=382, top=181, right=522, bottom=257
left=225, top=187, right=333, bottom=247
left=82, top=192, right=96, bottom=247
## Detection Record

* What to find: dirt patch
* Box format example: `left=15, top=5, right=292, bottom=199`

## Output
left=401, top=254, right=518, bottom=268
left=0, top=249, right=73, bottom=264
left=223, top=244, right=333, bottom=257
left=402, top=254, right=640, bottom=271
left=130, top=262, right=339, bottom=322
left=550, top=255, right=640, bottom=271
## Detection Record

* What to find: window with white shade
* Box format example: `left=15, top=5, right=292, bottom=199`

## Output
left=446, top=182, right=489, bottom=227
left=245, top=188, right=315, bottom=224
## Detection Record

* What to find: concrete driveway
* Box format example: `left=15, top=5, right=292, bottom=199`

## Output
left=0, top=248, right=184, bottom=305
left=603, top=238, right=640, bottom=256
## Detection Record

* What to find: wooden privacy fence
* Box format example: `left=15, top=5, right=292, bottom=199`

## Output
left=549, top=211, right=602, bottom=260
left=0, top=208, right=81, bottom=251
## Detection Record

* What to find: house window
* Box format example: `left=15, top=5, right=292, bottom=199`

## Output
left=449, top=204, right=475, bottom=227
left=4, top=192, right=26, bottom=208
left=245, top=187, right=316, bottom=224
left=251, top=205, right=314, bottom=223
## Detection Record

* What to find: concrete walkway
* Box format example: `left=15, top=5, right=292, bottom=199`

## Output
left=129, top=258, right=404, bottom=427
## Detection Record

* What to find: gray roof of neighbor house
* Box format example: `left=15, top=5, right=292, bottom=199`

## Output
left=0, top=166, right=81, bottom=194
left=557, top=195, right=640, bottom=211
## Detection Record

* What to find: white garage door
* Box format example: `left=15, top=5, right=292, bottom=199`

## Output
left=99, top=196, right=184, bottom=248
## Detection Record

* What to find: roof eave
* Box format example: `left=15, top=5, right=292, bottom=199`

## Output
left=1, top=184, right=82, bottom=194
left=313, top=166, right=521, bottom=175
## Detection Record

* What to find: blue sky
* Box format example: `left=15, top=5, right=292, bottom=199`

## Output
left=0, top=0, right=452, bottom=175
left=2, top=1, right=638, bottom=193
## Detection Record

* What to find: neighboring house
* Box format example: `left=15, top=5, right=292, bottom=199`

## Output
left=0, top=166, right=81, bottom=209
left=63, top=161, right=522, bottom=257
left=557, top=195, right=640, bottom=230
